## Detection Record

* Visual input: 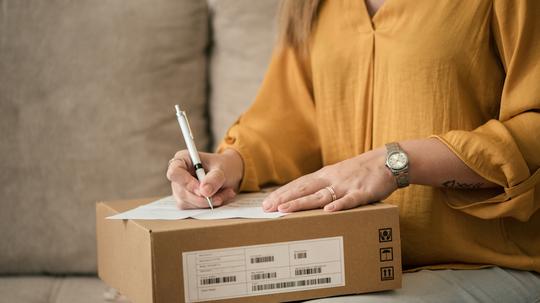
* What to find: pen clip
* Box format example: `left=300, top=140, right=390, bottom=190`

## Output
left=181, top=111, right=194, bottom=139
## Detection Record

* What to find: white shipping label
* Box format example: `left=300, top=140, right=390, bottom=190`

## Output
left=182, top=237, right=345, bottom=302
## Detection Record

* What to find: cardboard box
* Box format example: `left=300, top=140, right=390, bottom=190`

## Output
left=97, top=198, right=401, bottom=303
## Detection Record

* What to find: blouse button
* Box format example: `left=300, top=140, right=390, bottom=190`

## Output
left=225, top=136, right=236, bottom=144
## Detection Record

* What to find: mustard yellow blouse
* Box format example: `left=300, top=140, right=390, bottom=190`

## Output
left=219, top=0, right=540, bottom=273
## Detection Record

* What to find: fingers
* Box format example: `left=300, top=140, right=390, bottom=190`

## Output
left=167, top=150, right=208, bottom=196
left=199, top=168, right=226, bottom=197
left=168, top=168, right=200, bottom=192
left=324, top=190, right=372, bottom=212
left=168, top=149, right=238, bottom=210
left=262, top=176, right=326, bottom=212
left=268, top=184, right=375, bottom=213
left=167, top=152, right=197, bottom=188
left=276, top=187, right=332, bottom=213
left=172, top=183, right=237, bottom=210
left=170, top=150, right=193, bottom=169
left=212, top=188, right=237, bottom=206
left=172, top=182, right=218, bottom=209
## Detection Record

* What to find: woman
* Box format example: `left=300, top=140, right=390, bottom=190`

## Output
left=168, top=0, right=540, bottom=300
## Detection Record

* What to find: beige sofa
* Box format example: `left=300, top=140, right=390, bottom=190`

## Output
left=2, top=1, right=539, bottom=303
left=0, top=0, right=275, bottom=301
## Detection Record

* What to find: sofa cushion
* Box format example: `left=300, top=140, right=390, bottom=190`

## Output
left=208, top=0, right=279, bottom=149
left=0, top=276, right=114, bottom=303
left=0, top=0, right=209, bottom=273
left=1, top=268, right=538, bottom=303
left=306, top=268, right=540, bottom=303
left=0, top=276, right=56, bottom=303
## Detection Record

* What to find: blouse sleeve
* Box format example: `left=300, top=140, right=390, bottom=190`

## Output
left=433, top=0, right=540, bottom=221
left=216, top=47, right=322, bottom=191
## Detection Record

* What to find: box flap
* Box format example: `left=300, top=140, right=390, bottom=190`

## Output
left=96, top=201, right=154, bottom=303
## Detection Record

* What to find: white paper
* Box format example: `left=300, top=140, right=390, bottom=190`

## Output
left=182, top=237, right=345, bottom=302
left=107, top=191, right=286, bottom=220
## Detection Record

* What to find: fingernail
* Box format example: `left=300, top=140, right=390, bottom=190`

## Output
left=325, top=204, right=335, bottom=211
left=262, top=200, right=271, bottom=210
left=194, top=188, right=201, bottom=196
left=202, top=184, right=213, bottom=195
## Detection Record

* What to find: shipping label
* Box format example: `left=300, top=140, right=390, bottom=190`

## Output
left=182, top=236, right=345, bottom=302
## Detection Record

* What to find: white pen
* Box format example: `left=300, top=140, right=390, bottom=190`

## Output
left=174, top=105, right=213, bottom=209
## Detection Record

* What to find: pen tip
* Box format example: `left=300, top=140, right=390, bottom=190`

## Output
left=206, top=197, right=214, bottom=210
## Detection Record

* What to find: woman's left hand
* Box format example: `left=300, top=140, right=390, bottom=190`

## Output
left=262, top=148, right=398, bottom=212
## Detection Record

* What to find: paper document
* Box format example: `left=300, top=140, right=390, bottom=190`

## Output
left=107, top=191, right=286, bottom=220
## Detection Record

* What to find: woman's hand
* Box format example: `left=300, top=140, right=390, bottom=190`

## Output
left=262, top=148, right=397, bottom=213
left=166, top=149, right=244, bottom=209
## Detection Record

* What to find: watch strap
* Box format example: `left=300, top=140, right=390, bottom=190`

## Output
left=386, top=142, right=400, bottom=154
left=395, top=170, right=410, bottom=188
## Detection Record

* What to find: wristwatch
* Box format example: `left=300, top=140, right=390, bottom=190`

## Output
left=385, top=142, right=410, bottom=188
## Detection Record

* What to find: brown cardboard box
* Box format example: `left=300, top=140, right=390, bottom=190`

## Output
left=97, top=198, right=401, bottom=303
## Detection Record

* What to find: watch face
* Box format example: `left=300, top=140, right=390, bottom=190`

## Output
left=387, top=152, right=408, bottom=170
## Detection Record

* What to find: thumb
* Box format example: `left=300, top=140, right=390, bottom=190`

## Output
left=199, top=168, right=225, bottom=197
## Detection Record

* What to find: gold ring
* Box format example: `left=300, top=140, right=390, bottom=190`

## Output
left=325, top=186, right=337, bottom=202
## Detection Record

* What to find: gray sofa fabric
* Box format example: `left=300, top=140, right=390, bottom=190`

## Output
left=0, top=0, right=209, bottom=274
left=307, top=268, right=540, bottom=303
left=0, top=276, right=112, bottom=303
left=208, top=0, right=278, bottom=149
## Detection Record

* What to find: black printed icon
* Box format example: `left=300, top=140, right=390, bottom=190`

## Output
left=380, top=247, right=393, bottom=262
left=379, top=228, right=392, bottom=242
left=380, top=266, right=394, bottom=281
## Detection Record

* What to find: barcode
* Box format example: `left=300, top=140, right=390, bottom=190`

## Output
left=251, top=272, right=278, bottom=280
left=295, top=266, right=322, bottom=276
left=294, top=251, right=307, bottom=259
left=200, top=275, right=237, bottom=285
left=297, top=277, right=331, bottom=286
left=252, top=277, right=332, bottom=291
left=250, top=255, right=274, bottom=264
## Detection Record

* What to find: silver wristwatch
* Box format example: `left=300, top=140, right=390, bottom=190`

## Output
left=385, top=142, right=410, bottom=188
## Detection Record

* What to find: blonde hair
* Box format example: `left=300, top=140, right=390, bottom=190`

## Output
left=277, top=0, right=322, bottom=55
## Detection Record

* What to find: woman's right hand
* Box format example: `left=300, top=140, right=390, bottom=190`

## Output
left=166, top=149, right=244, bottom=209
